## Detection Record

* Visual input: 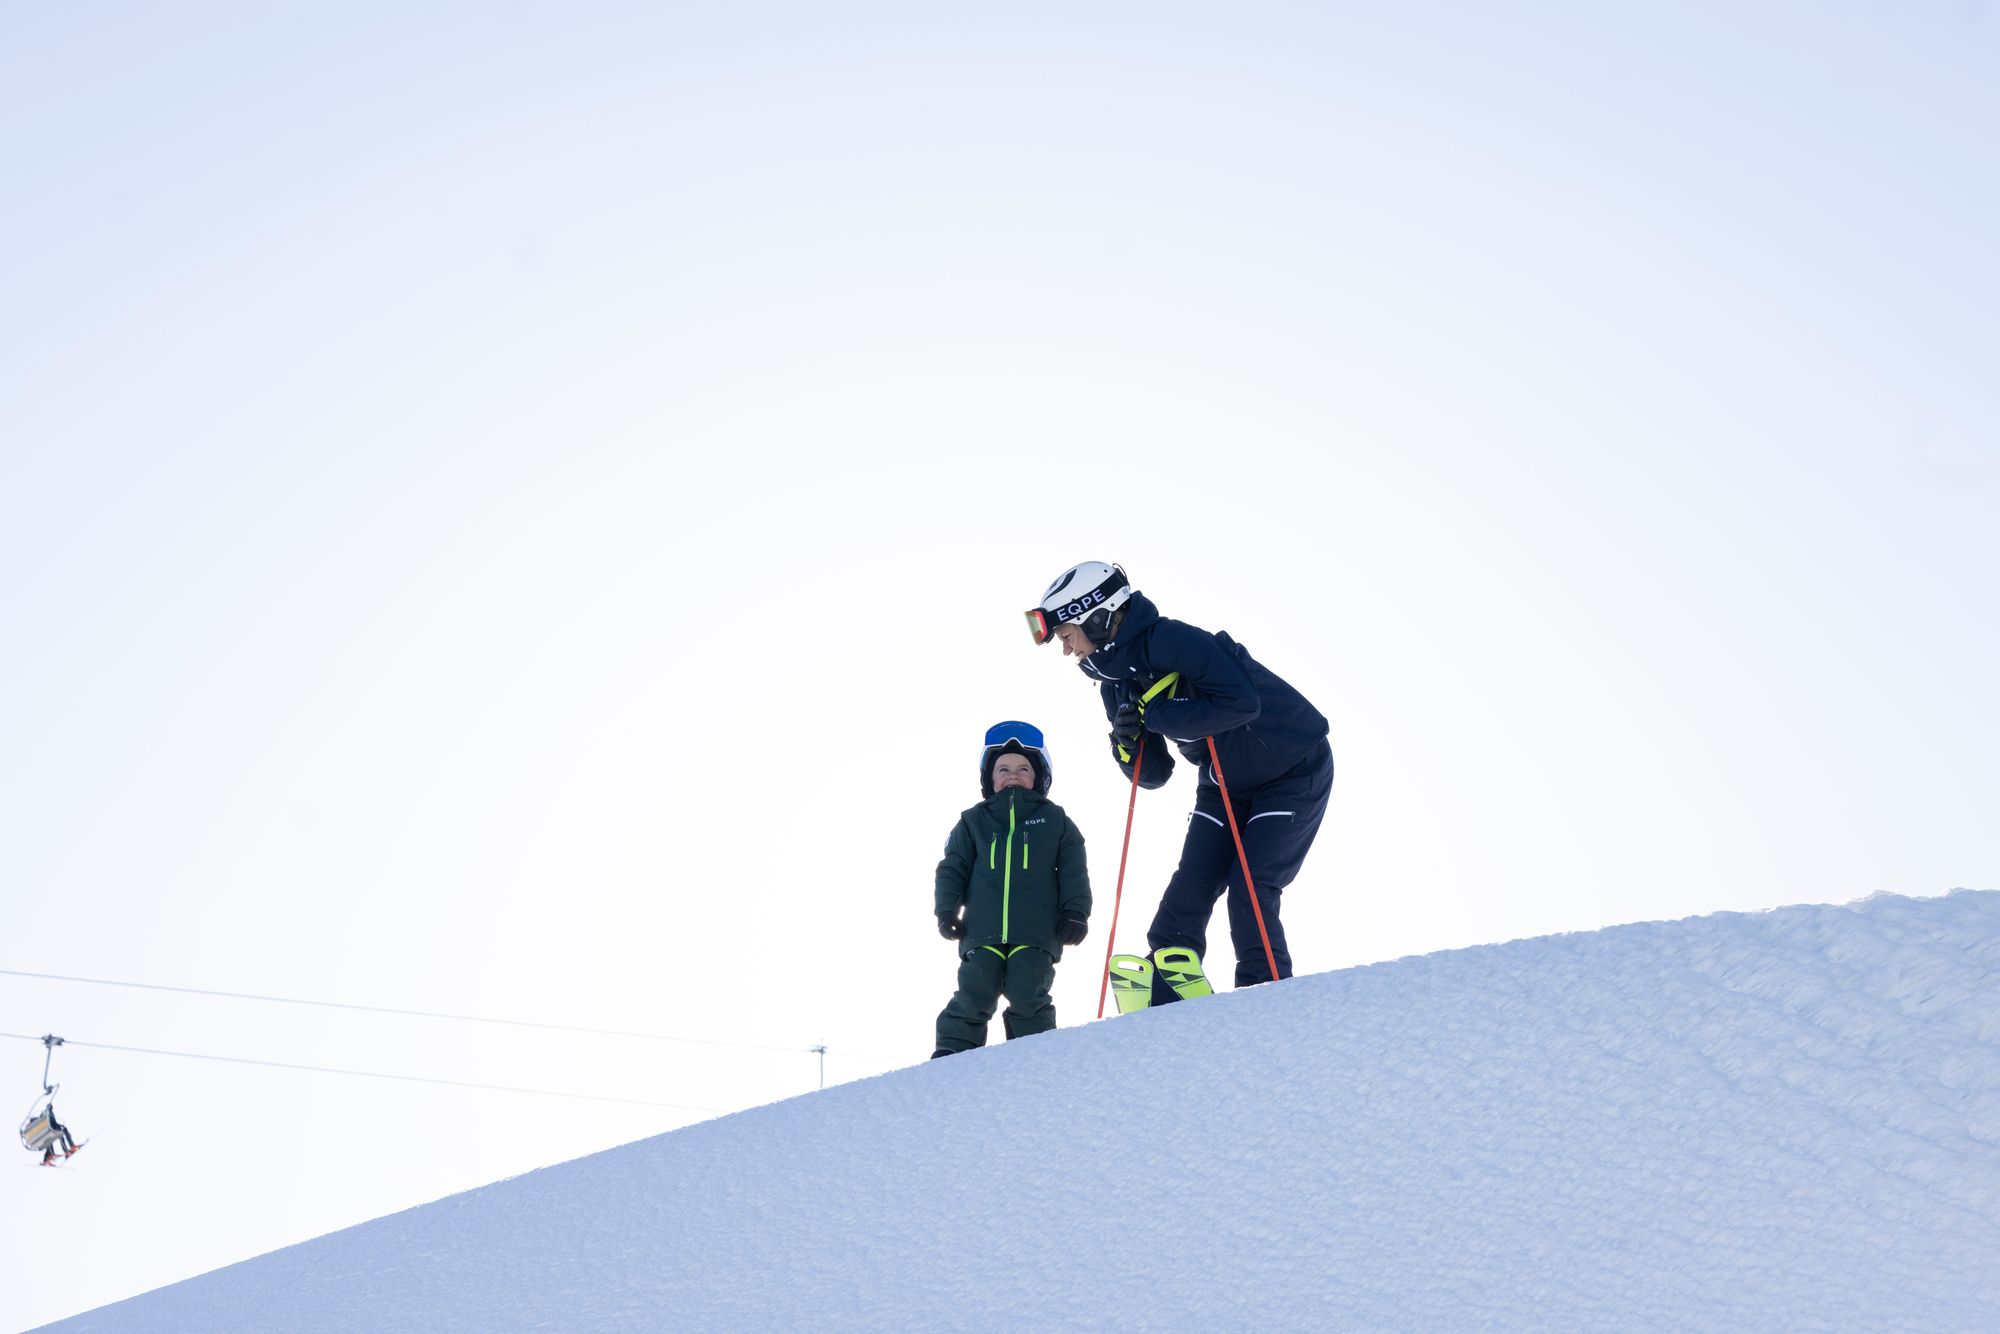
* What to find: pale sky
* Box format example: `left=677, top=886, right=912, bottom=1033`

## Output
left=4, top=4, right=1996, bottom=1328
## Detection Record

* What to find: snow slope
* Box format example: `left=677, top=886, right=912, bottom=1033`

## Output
left=40, top=891, right=2000, bottom=1332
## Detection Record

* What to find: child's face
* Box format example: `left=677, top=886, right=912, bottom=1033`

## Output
left=991, top=753, right=1037, bottom=793
left=1054, top=622, right=1097, bottom=658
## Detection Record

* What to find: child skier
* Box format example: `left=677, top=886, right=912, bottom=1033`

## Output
left=932, top=721, right=1092, bottom=1057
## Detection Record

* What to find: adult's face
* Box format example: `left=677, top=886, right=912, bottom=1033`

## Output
left=1054, top=622, right=1097, bottom=658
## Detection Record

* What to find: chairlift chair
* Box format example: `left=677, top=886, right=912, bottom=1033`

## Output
left=20, top=1089, right=60, bottom=1154
left=19, top=1035, right=68, bottom=1155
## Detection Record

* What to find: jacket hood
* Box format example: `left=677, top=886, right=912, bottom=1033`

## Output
left=980, top=737, right=1053, bottom=798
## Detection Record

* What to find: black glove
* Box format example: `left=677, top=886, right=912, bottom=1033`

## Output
left=1055, top=910, right=1088, bottom=946
left=1110, top=700, right=1144, bottom=760
left=937, top=912, right=965, bottom=940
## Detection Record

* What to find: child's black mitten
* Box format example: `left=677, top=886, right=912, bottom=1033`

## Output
left=1056, top=910, right=1088, bottom=946
left=938, top=912, right=966, bottom=940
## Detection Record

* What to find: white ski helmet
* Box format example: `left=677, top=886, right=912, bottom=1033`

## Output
left=1026, top=561, right=1132, bottom=646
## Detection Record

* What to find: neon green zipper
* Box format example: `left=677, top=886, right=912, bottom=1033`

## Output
left=1002, top=796, right=1015, bottom=941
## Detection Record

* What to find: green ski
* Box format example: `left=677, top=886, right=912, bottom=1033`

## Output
left=1107, top=954, right=1154, bottom=1013
left=1153, top=946, right=1214, bottom=1000
left=1107, top=947, right=1214, bottom=1012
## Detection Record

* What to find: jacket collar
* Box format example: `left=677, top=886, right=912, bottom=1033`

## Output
left=981, top=787, right=1045, bottom=815
left=1077, top=591, right=1159, bottom=683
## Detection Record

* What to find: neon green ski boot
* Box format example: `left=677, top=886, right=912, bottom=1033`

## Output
left=1153, top=946, right=1214, bottom=1000
left=1107, top=954, right=1154, bottom=1013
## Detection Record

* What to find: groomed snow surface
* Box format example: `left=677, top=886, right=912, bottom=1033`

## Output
left=41, top=890, right=2000, bottom=1332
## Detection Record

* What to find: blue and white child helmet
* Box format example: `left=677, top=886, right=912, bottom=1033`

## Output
left=980, top=721, right=1054, bottom=798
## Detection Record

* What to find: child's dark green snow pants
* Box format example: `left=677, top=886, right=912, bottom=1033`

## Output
left=935, top=945, right=1056, bottom=1053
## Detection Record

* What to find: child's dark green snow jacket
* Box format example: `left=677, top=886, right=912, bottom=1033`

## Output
left=935, top=788, right=1090, bottom=956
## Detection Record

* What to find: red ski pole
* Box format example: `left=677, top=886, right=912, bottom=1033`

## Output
left=1096, top=736, right=1145, bottom=1019
left=1207, top=738, right=1282, bottom=986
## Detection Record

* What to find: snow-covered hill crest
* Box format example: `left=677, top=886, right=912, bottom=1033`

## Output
left=44, top=890, right=2000, bottom=1332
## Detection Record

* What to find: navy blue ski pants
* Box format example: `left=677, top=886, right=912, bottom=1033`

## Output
left=1147, top=740, right=1333, bottom=999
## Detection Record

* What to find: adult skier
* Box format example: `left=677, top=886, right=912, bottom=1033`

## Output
left=1026, top=562, right=1333, bottom=1006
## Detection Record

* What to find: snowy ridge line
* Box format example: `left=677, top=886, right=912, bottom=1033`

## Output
left=0, top=1031, right=726, bottom=1113
left=0, top=966, right=902, bottom=1062
left=40, top=889, right=2000, bottom=1334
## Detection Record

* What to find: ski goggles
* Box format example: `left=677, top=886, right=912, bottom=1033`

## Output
left=1024, top=607, right=1057, bottom=646
left=983, top=720, right=1047, bottom=753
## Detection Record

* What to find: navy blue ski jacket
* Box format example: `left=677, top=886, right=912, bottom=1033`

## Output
left=1079, top=592, right=1330, bottom=793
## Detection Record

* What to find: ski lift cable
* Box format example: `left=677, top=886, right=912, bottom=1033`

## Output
left=0, top=966, right=849, bottom=1058
left=1, top=1029, right=727, bottom=1114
